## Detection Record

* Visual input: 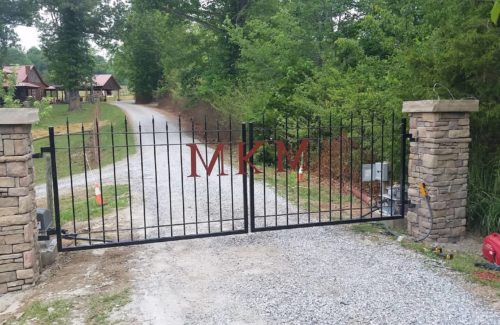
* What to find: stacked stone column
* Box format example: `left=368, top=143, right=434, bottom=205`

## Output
left=404, top=100, right=479, bottom=243
left=0, top=108, right=39, bottom=294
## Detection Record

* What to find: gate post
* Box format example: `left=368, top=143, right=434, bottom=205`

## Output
left=0, top=108, right=39, bottom=294
left=403, top=100, right=479, bottom=243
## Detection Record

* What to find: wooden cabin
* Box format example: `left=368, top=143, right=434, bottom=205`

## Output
left=2, top=65, right=49, bottom=101
left=92, top=74, right=121, bottom=101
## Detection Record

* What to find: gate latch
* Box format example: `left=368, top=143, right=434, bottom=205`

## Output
left=404, top=133, right=416, bottom=142
left=32, top=146, right=51, bottom=159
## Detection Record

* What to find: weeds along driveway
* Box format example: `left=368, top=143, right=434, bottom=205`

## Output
left=34, top=102, right=499, bottom=324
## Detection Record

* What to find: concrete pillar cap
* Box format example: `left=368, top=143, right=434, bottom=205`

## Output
left=403, top=100, right=479, bottom=113
left=0, top=108, right=39, bottom=125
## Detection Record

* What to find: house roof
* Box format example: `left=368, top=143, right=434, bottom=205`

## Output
left=93, top=74, right=121, bottom=90
left=2, top=65, right=49, bottom=88
left=17, top=82, right=40, bottom=88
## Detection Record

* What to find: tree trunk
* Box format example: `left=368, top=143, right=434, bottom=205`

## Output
left=67, top=90, right=82, bottom=111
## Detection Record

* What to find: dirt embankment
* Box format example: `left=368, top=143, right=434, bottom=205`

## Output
left=0, top=247, right=133, bottom=323
left=154, top=96, right=236, bottom=144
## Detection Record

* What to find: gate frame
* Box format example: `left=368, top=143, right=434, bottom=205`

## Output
left=44, top=114, right=410, bottom=251
left=246, top=116, right=409, bottom=233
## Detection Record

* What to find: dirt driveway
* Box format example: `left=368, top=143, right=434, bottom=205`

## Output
left=2, top=102, right=499, bottom=324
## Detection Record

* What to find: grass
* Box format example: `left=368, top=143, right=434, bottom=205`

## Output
left=8, top=289, right=131, bottom=325
left=9, top=299, right=73, bottom=325
left=87, top=288, right=131, bottom=325
left=33, top=103, right=136, bottom=184
left=253, top=165, right=362, bottom=216
left=351, top=223, right=500, bottom=291
left=468, top=111, right=500, bottom=234
left=58, top=184, right=130, bottom=225
left=401, top=240, right=500, bottom=290
left=467, top=153, right=500, bottom=234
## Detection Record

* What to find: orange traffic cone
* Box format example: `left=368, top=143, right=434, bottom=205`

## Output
left=95, top=184, right=104, bottom=206
left=297, top=166, right=305, bottom=182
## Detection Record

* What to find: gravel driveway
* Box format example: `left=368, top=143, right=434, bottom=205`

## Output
left=118, top=226, right=499, bottom=324
left=39, top=102, right=499, bottom=324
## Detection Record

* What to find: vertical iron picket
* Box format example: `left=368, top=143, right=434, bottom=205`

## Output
left=178, top=116, right=186, bottom=236
left=95, top=120, right=105, bottom=242
left=400, top=118, right=407, bottom=217
left=339, top=117, right=343, bottom=220
left=152, top=118, right=160, bottom=238
left=65, top=120, right=76, bottom=245
left=229, top=118, right=235, bottom=231
left=49, top=127, right=63, bottom=252
left=318, top=118, right=322, bottom=222
left=370, top=112, right=374, bottom=218
left=217, top=120, right=223, bottom=232
left=242, top=123, right=249, bottom=233
left=349, top=113, right=353, bottom=219
left=204, top=116, right=210, bottom=233
left=249, top=122, right=256, bottom=232
left=110, top=123, right=120, bottom=242
left=139, top=123, right=146, bottom=239
left=191, top=120, right=199, bottom=235
left=165, top=122, right=174, bottom=236
left=124, top=117, right=133, bottom=240
left=81, top=124, right=92, bottom=245
left=329, top=113, right=333, bottom=221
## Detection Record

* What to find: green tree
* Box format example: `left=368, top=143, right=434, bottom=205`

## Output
left=0, top=0, right=36, bottom=64
left=113, top=10, right=162, bottom=103
left=2, top=47, right=30, bottom=65
left=93, top=54, right=111, bottom=74
left=37, top=0, right=123, bottom=110
left=26, top=47, right=49, bottom=79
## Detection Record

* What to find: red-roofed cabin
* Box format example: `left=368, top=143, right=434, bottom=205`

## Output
left=2, top=65, right=49, bottom=101
left=92, top=74, right=121, bottom=101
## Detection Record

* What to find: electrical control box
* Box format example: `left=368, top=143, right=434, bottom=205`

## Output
left=362, top=162, right=389, bottom=182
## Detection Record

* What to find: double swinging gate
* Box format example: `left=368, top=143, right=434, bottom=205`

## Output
left=41, top=112, right=408, bottom=252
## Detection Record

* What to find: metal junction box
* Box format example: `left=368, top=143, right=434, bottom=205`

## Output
left=362, top=162, right=389, bottom=182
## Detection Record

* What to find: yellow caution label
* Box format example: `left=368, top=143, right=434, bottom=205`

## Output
left=418, top=183, right=428, bottom=197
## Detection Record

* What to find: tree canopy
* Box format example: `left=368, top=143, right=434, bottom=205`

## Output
left=37, top=0, right=124, bottom=110
left=114, top=0, right=500, bottom=233
left=0, top=0, right=36, bottom=64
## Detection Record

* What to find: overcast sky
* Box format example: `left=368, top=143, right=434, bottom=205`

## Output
left=14, top=25, right=109, bottom=57
left=15, top=26, right=41, bottom=50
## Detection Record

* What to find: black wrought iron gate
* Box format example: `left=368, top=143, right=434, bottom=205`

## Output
left=42, top=113, right=407, bottom=252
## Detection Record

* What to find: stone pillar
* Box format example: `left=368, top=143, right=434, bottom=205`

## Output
left=403, top=100, right=479, bottom=243
left=0, top=108, right=39, bottom=294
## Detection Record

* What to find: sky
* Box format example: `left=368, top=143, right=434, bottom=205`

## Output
left=15, top=26, right=41, bottom=50
left=14, top=25, right=108, bottom=57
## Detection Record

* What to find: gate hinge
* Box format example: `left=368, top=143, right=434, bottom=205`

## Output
left=32, top=147, right=51, bottom=159
left=404, top=200, right=416, bottom=208
left=404, top=133, right=416, bottom=142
